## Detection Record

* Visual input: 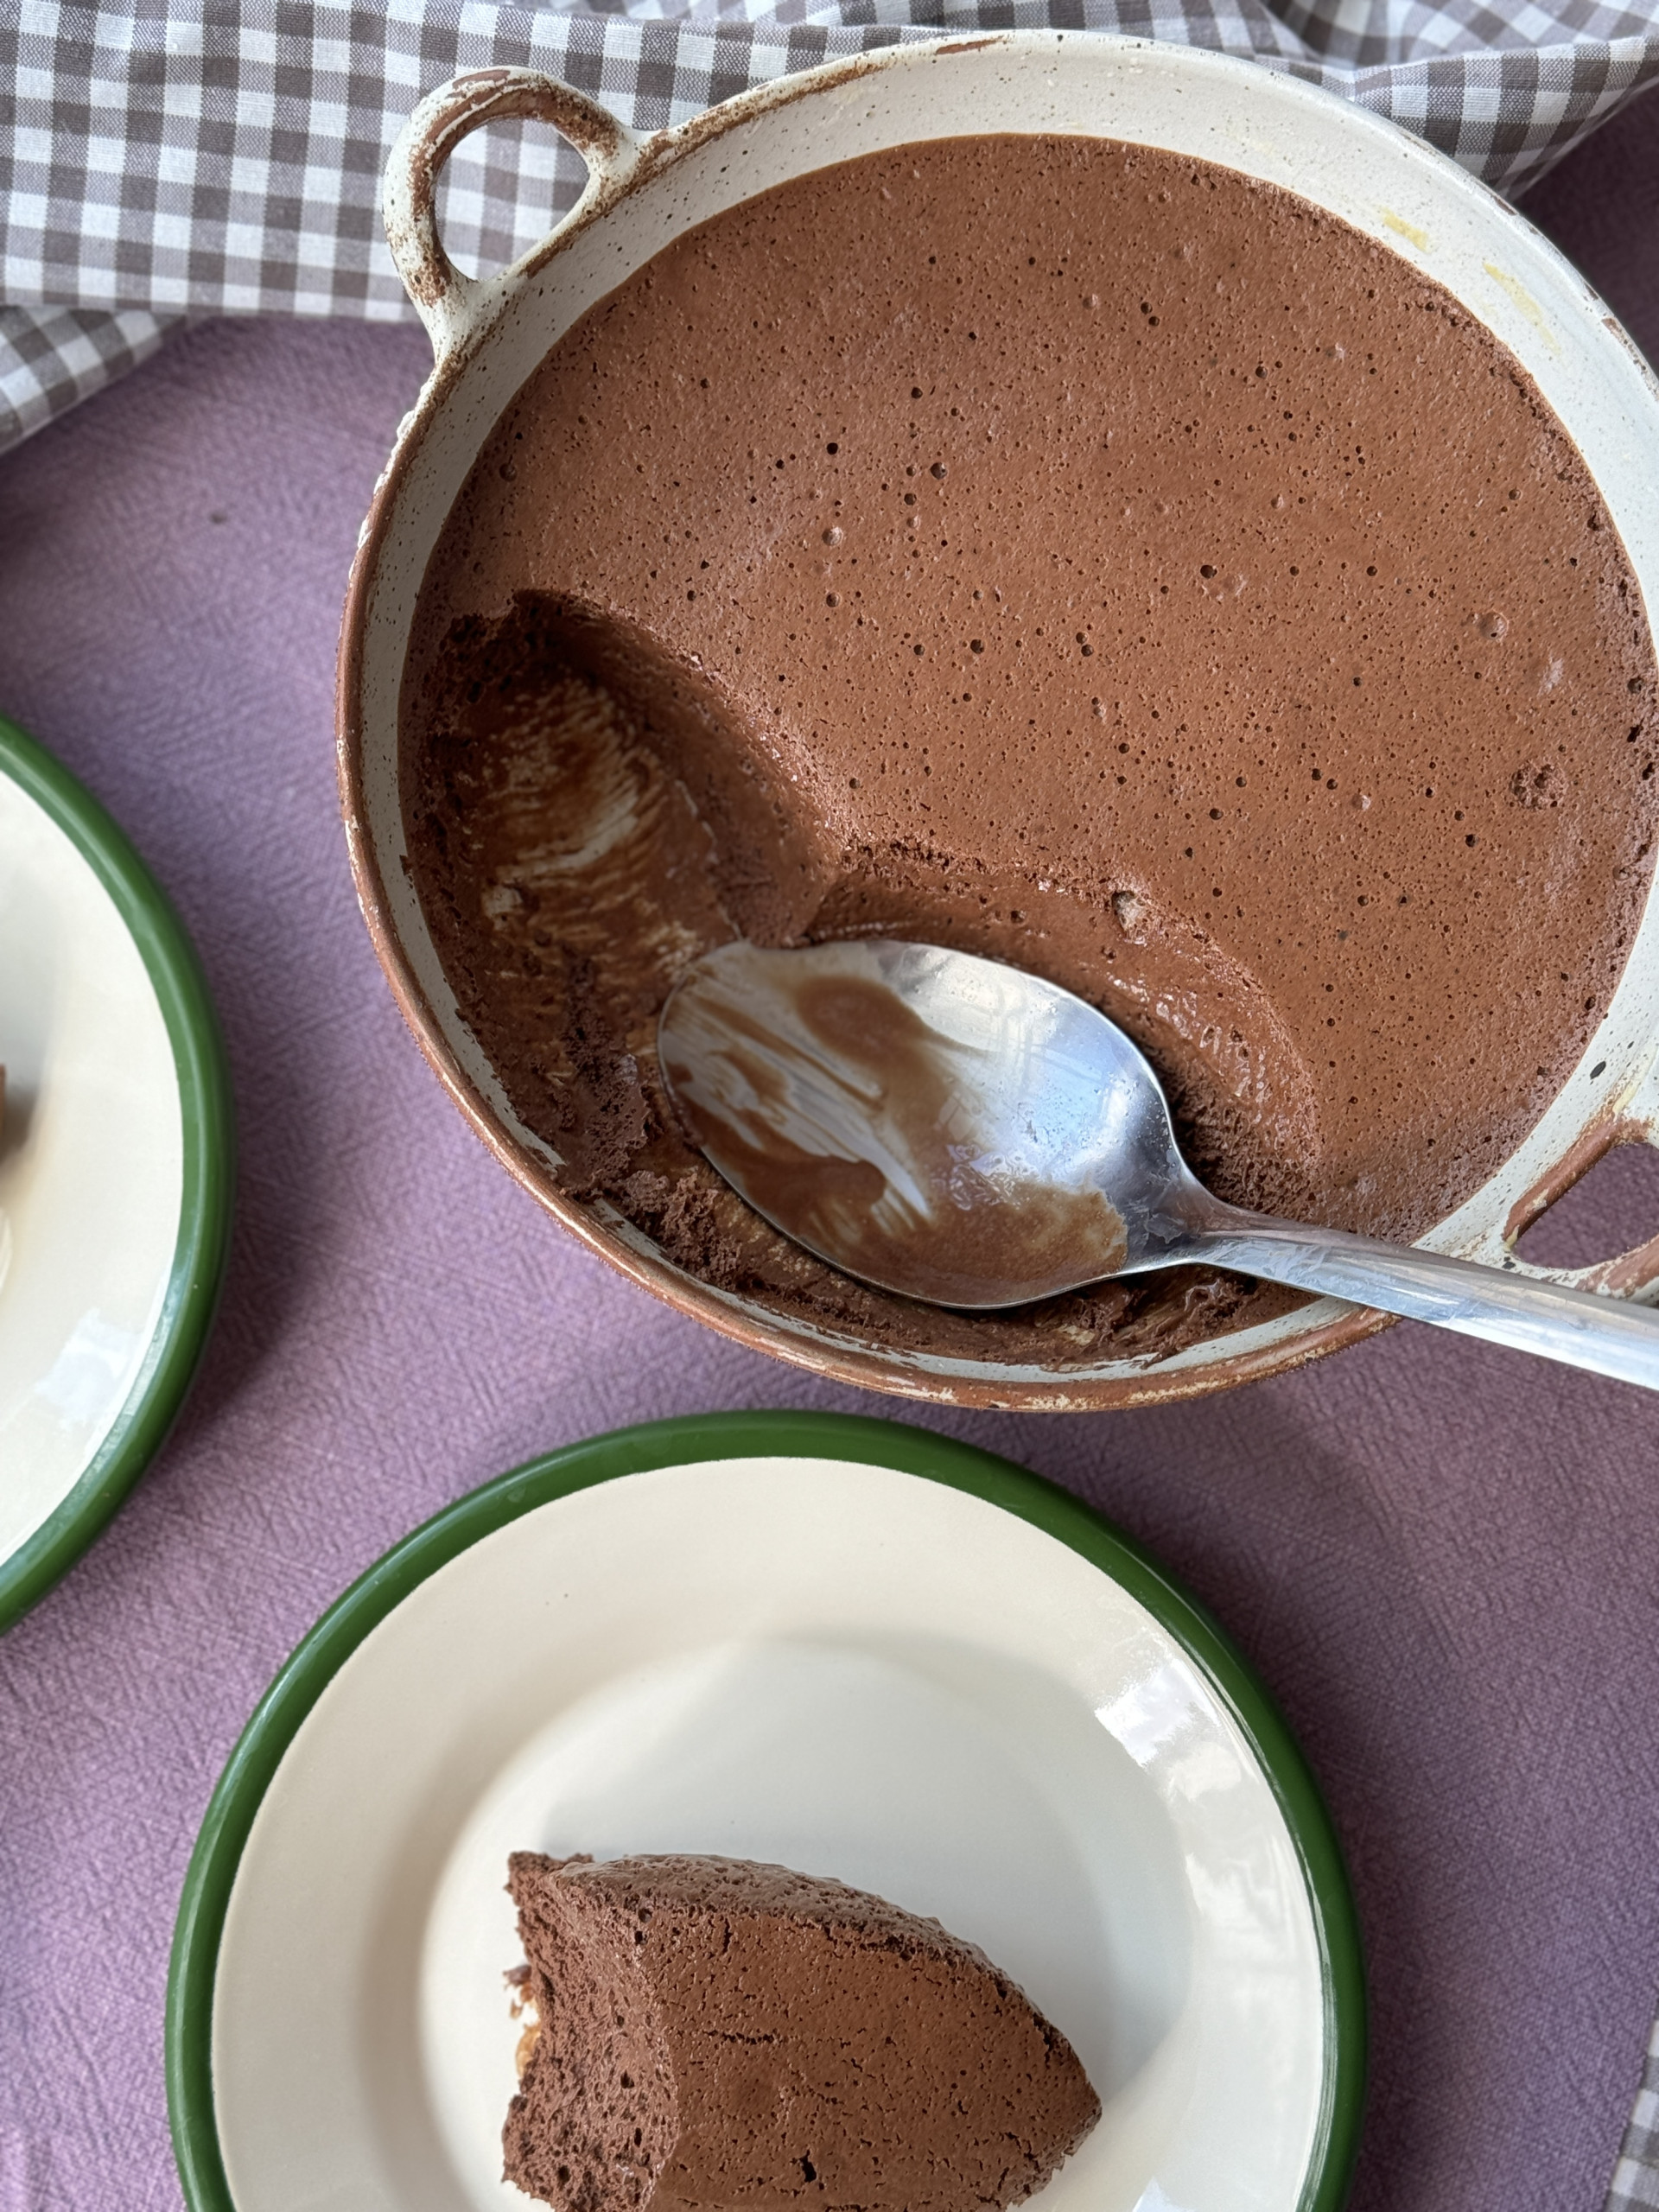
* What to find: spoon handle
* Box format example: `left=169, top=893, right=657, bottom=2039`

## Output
left=1192, top=1214, right=1659, bottom=1390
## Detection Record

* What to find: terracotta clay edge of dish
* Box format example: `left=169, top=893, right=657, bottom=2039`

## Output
left=1502, top=1101, right=1659, bottom=1298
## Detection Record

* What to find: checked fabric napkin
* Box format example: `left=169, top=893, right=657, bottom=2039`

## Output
left=4, top=0, right=1659, bottom=450
left=3, top=3, right=1658, bottom=2206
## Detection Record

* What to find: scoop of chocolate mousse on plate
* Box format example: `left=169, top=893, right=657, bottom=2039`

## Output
left=502, top=1853, right=1101, bottom=2212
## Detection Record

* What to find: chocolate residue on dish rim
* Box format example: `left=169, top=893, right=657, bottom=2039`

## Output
left=401, top=132, right=1659, bottom=1373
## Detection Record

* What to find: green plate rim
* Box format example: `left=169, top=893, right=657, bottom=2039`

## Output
left=0, top=712, right=235, bottom=1631
left=166, top=1408, right=1366, bottom=2212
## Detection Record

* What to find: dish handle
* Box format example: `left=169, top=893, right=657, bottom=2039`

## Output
left=384, top=70, right=643, bottom=360
left=1500, top=1045, right=1659, bottom=1306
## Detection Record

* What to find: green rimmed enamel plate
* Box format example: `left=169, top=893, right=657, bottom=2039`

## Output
left=0, top=713, right=232, bottom=1629
left=168, top=1412, right=1364, bottom=2212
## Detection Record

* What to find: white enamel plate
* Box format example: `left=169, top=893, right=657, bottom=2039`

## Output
left=0, top=715, right=232, bottom=1628
left=168, top=1415, right=1363, bottom=2212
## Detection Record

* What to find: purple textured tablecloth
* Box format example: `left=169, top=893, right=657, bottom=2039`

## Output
left=3, top=96, right=1659, bottom=2212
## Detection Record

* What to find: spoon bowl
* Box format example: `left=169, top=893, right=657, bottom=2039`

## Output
left=658, top=939, right=1206, bottom=1308
left=660, top=938, right=1659, bottom=1389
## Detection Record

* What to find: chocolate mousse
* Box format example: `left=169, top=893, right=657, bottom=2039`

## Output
left=502, top=1853, right=1100, bottom=2212
left=402, top=133, right=1659, bottom=1370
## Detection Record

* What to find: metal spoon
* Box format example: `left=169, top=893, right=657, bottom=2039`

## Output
left=658, top=937, right=1659, bottom=1389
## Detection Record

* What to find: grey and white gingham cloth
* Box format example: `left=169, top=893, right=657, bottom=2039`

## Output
left=3, top=3, right=1659, bottom=2202
left=4, top=0, right=1659, bottom=448
left=1611, top=2016, right=1659, bottom=2212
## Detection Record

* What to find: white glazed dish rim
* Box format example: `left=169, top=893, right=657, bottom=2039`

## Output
left=164, top=1414, right=1366, bottom=2212
left=338, top=34, right=1659, bottom=1408
left=0, top=714, right=232, bottom=1628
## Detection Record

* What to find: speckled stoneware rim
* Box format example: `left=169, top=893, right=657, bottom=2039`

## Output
left=0, top=713, right=234, bottom=1630
left=338, top=35, right=1659, bottom=1411
left=165, top=1410, right=1366, bottom=2212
